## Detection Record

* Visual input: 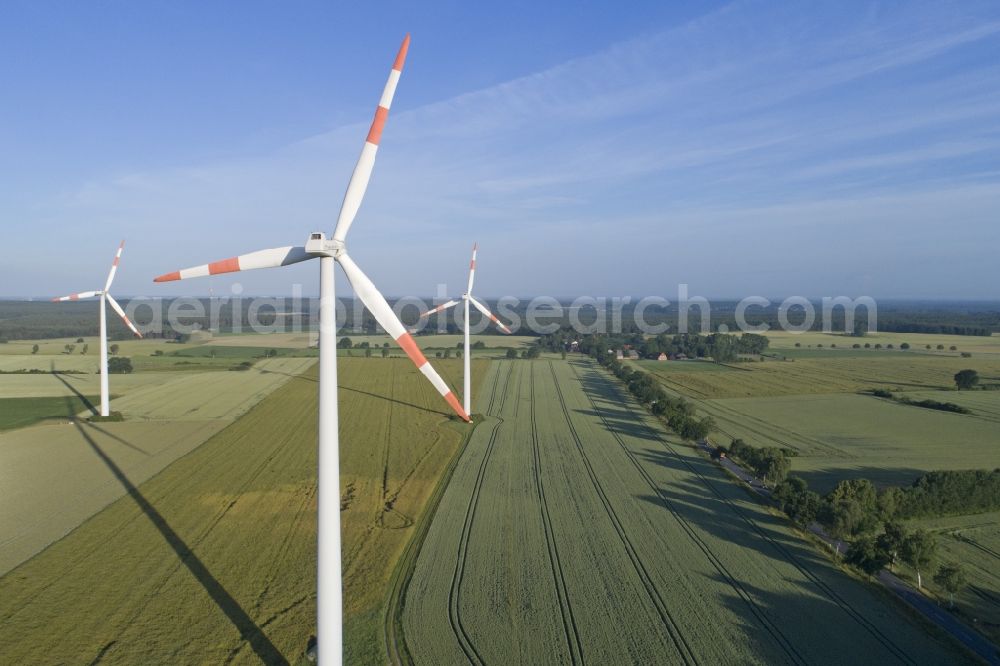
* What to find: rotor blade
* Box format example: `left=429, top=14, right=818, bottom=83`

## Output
left=419, top=300, right=459, bottom=318
left=105, top=294, right=143, bottom=338
left=469, top=295, right=513, bottom=334
left=104, top=240, right=125, bottom=291
left=337, top=251, right=470, bottom=422
left=467, top=242, right=477, bottom=294
left=153, top=246, right=312, bottom=282
left=332, top=34, right=410, bottom=243
left=52, top=290, right=100, bottom=302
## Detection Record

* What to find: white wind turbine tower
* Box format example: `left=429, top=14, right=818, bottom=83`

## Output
left=420, top=243, right=512, bottom=416
left=152, top=35, right=470, bottom=664
left=52, top=240, right=143, bottom=417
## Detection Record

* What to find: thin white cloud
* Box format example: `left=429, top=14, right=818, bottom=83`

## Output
left=9, top=0, right=1000, bottom=299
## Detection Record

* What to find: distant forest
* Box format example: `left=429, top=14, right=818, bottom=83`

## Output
left=0, top=298, right=997, bottom=341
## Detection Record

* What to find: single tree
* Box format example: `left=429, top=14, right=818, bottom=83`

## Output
left=66, top=344, right=76, bottom=354
left=76, top=337, right=84, bottom=343
left=81, top=344, right=89, bottom=355
left=789, top=491, right=822, bottom=527
left=933, top=563, right=967, bottom=607
left=109, top=344, right=119, bottom=356
left=443, top=348, right=451, bottom=359
left=108, top=357, right=133, bottom=374
left=505, top=348, right=518, bottom=359
left=954, top=369, right=979, bottom=390
left=337, top=337, right=353, bottom=349
left=901, top=529, right=937, bottom=589
left=877, top=486, right=904, bottom=520
left=846, top=535, right=888, bottom=580
left=381, top=347, right=389, bottom=358
left=364, top=347, right=372, bottom=358
left=876, top=521, right=908, bottom=572
left=773, top=477, right=807, bottom=512
left=31, top=344, right=39, bottom=354
left=900, top=342, right=910, bottom=350
left=561, top=350, right=567, bottom=360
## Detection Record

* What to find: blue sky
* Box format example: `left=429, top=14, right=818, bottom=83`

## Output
left=2, top=0, right=999, bottom=299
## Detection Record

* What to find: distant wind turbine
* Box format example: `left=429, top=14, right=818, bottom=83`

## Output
left=151, top=35, right=469, bottom=664
left=52, top=241, right=142, bottom=417
left=420, top=243, right=512, bottom=415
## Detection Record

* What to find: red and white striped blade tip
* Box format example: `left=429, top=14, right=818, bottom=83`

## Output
left=153, top=246, right=310, bottom=282
left=394, top=34, right=411, bottom=71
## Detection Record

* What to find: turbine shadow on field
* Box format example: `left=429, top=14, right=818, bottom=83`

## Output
left=67, top=415, right=288, bottom=665
left=258, top=367, right=451, bottom=417
left=52, top=366, right=98, bottom=416
left=340, top=385, right=450, bottom=418
left=82, top=421, right=150, bottom=456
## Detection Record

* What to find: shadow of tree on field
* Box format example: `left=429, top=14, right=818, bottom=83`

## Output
left=63, top=396, right=288, bottom=665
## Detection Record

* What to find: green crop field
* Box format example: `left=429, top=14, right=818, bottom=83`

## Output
left=905, top=512, right=1000, bottom=643
left=401, top=358, right=967, bottom=664
left=632, top=333, right=1000, bottom=494
left=0, top=356, right=483, bottom=664
left=109, top=357, right=317, bottom=421
left=763, top=330, right=1000, bottom=356
left=0, top=394, right=100, bottom=430
left=695, top=392, right=1000, bottom=492
left=636, top=354, right=1000, bottom=400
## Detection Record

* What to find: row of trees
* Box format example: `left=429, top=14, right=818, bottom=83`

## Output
left=586, top=345, right=715, bottom=440
left=766, top=473, right=969, bottom=598
left=773, top=469, right=1000, bottom=538
left=723, top=439, right=791, bottom=487
left=766, top=469, right=998, bottom=599
left=504, top=345, right=541, bottom=360
left=538, top=329, right=770, bottom=363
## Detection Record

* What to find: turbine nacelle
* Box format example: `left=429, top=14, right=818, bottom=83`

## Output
left=305, top=232, right=345, bottom=258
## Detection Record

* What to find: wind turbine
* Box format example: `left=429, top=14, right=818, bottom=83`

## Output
left=151, top=35, right=469, bottom=664
left=420, top=243, right=512, bottom=416
left=52, top=241, right=143, bottom=417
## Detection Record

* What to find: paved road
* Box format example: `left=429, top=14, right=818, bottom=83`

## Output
left=697, top=441, right=1000, bottom=665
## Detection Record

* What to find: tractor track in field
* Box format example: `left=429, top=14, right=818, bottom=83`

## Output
left=528, top=363, right=585, bottom=665
left=567, top=362, right=804, bottom=665
left=581, top=361, right=920, bottom=666
left=971, top=584, right=1000, bottom=609
left=957, top=534, right=1000, bottom=562
left=447, top=361, right=515, bottom=665
left=547, top=362, right=698, bottom=666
